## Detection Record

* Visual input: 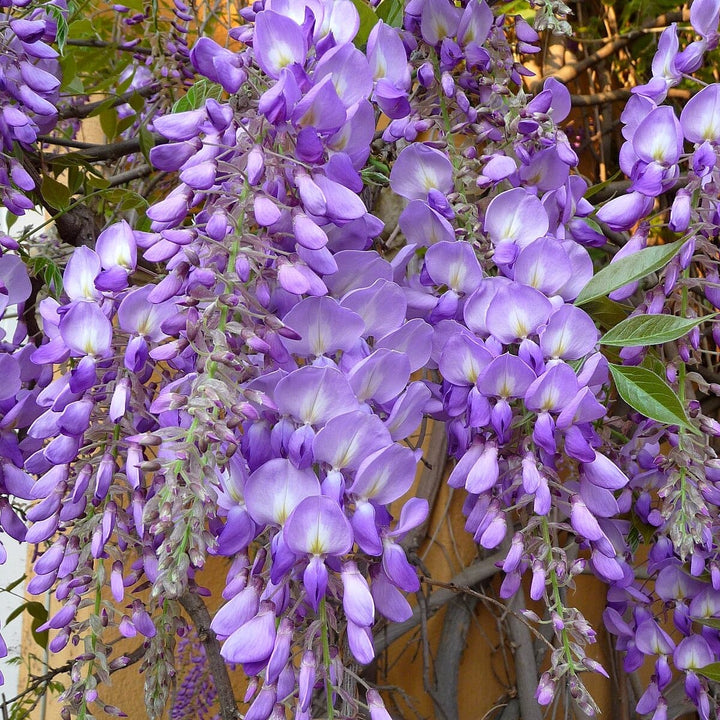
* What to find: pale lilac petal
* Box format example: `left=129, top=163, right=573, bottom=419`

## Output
left=632, top=106, right=683, bottom=164
left=63, top=246, right=101, bottom=301
left=220, top=602, right=277, bottom=664
left=421, top=0, right=461, bottom=44
left=596, top=191, right=654, bottom=232
left=439, top=333, right=492, bottom=386
left=424, top=241, right=483, bottom=293
left=341, top=279, right=406, bottom=339
left=680, top=83, right=720, bottom=143
left=347, top=348, right=411, bottom=403
left=539, top=305, right=598, bottom=360
left=486, top=284, right=552, bottom=343
left=314, top=43, right=372, bottom=108
left=398, top=199, right=455, bottom=246
left=244, top=458, right=320, bottom=526
left=96, top=220, right=137, bottom=271
left=313, top=411, right=392, bottom=470
left=281, top=296, right=364, bottom=357
left=253, top=11, right=307, bottom=78
left=484, top=189, right=548, bottom=248
left=349, top=443, right=418, bottom=505
left=384, top=381, right=431, bottom=440
left=341, top=561, right=375, bottom=626
left=371, top=568, right=412, bottom=622
left=513, top=237, right=572, bottom=296
left=284, top=495, right=353, bottom=556
left=581, top=452, right=629, bottom=490
left=0, top=254, right=32, bottom=304
left=59, top=302, right=112, bottom=357
left=377, top=318, right=433, bottom=372
left=275, top=365, right=359, bottom=425
left=390, top=143, right=453, bottom=200
left=477, top=353, right=536, bottom=399
left=347, top=621, right=375, bottom=664
left=118, top=286, right=176, bottom=342
left=367, top=21, right=410, bottom=87
left=524, top=362, right=578, bottom=412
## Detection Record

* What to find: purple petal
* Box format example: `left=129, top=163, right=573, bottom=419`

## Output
left=377, top=318, right=433, bottom=372
left=524, top=362, right=578, bottom=412
left=314, top=43, right=373, bottom=108
left=347, top=621, right=375, bottom=664
left=220, top=602, right=277, bottom=664
left=485, top=283, right=552, bottom=343
left=341, top=561, right=375, bottom=626
left=347, top=348, right=411, bottom=403
left=63, top=246, right=101, bottom=301
left=484, top=189, right=548, bottom=248
left=382, top=541, right=419, bottom=592
left=281, top=296, right=364, bottom=357
left=59, top=302, right=112, bottom=357
left=341, top=279, right=406, bottom=339
left=390, top=143, right=453, bottom=200
left=275, top=365, right=359, bottom=425
left=253, top=11, right=307, bottom=79
left=477, top=353, right=536, bottom=399
left=96, top=220, right=137, bottom=271
left=349, top=443, right=418, bottom=505
left=439, top=333, right=492, bottom=386
left=680, top=83, right=720, bottom=143
left=581, top=452, right=629, bottom=490
left=539, top=305, right=598, bottom=360
left=384, top=381, right=431, bottom=440
left=424, top=240, right=483, bottom=293
left=284, top=495, right=353, bottom=556
left=370, top=568, right=412, bottom=622
left=398, top=199, right=455, bottom=246
left=313, top=411, right=391, bottom=470
left=244, top=458, right=320, bottom=526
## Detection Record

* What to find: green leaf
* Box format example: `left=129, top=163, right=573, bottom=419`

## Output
left=694, top=617, right=720, bottom=630
left=5, top=601, right=46, bottom=626
left=608, top=363, right=695, bottom=432
left=172, top=78, right=224, bottom=113
left=31, top=614, right=49, bottom=649
left=2, top=574, right=26, bottom=594
left=575, top=238, right=686, bottom=306
left=40, top=175, right=72, bottom=210
left=601, top=314, right=713, bottom=347
left=47, top=5, right=69, bottom=54
left=583, top=170, right=622, bottom=199
left=99, top=107, right=118, bottom=140
left=139, top=127, right=156, bottom=163
left=583, top=296, right=630, bottom=331
left=351, top=0, right=379, bottom=47
left=698, top=662, right=720, bottom=682
left=376, top=0, right=403, bottom=26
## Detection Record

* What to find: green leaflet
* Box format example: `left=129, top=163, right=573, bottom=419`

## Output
left=600, top=314, right=713, bottom=347
left=575, top=238, right=686, bottom=305
left=608, top=363, right=696, bottom=432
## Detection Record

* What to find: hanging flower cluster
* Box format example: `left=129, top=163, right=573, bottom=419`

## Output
left=0, top=0, right=61, bottom=213
left=1, top=0, right=720, bottom=718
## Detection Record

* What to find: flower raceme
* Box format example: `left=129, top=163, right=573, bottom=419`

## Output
left=1, top=0, right=720, bottom=718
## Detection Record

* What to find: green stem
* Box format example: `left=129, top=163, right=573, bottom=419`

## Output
left=320, top=597, right=335, bottom=720
left=540, top=518, right=575, bottom=671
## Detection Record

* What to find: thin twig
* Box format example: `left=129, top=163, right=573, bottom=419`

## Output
left=374, top=553, right=504, bottom=653
left=505, top=590, right=542, bottom=720
left=179, top=591, right=239, bottom=720
left=65, top=38, right=152, bottom=55
left=535, top=11, right=687, bottom=90
left=570, top=87, right=691, bottom=107
left=58, top=83, right=161, bottom=120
